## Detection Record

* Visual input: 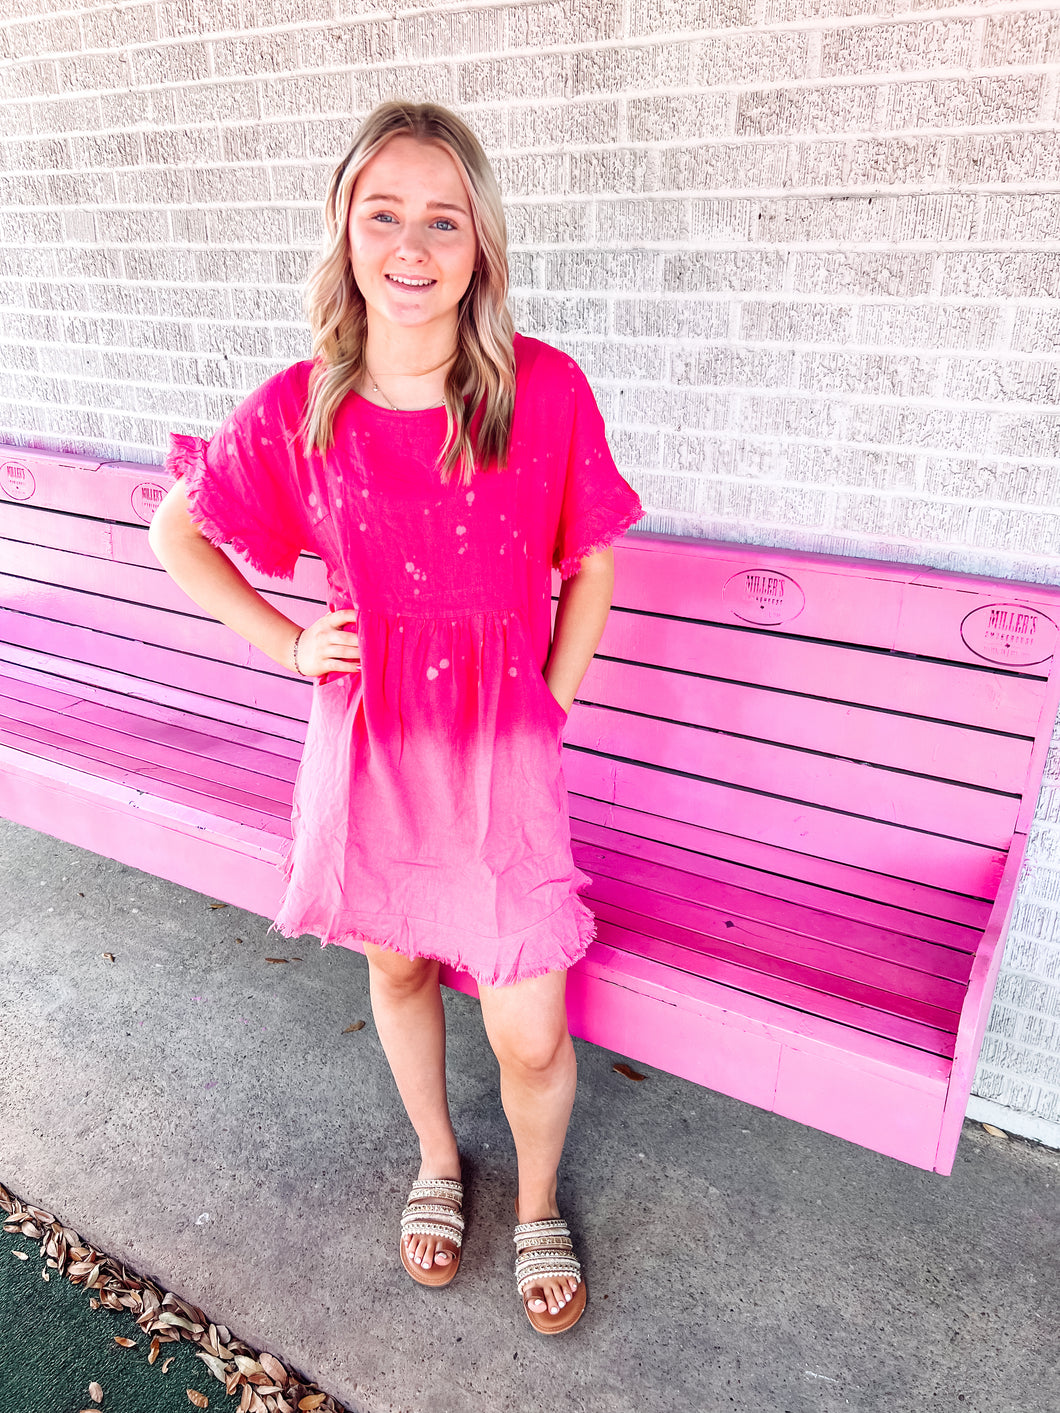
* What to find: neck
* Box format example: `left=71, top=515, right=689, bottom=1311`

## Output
left=364, top=318, right=458, bottom=379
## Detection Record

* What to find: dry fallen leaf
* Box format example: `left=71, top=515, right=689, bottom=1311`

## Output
left=298, top=1397, right=327, bottom=1411
left=148, top=1336, right=160, bottom=1365
left=162, top=1356, right=175, bottom=1374
left=982, top=1122, right=1008, bottom=1138
left=114, top=1336, right=137, bottom=1348
left=612, top=1062, right=646, bottom=1082
left=343, top=1021, right=365, bottom=1033
left=41, top=1270, right=50, bottom=1281
left=196, top=1350, right=228, bottom=1383
left=208, top=902, right=227, bottom=910
left=259, top=1353, right=287, bottom=1386
left=265, top=957, right=288, bottom=964
left=102, top=953, right=115, bottom=962
left=187, top=1392, right=209, bottom=1409
left=89, top=1381, right=104, bottom=1402
left=12, top=1250, right=28, bottom=1260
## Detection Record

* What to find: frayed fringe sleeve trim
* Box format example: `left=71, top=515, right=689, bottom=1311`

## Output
left=554, top=495, right=645, bottom=580
left=165, top=431, right=300, bottom=582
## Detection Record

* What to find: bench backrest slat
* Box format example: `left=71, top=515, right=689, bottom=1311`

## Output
left=582, top=657, right=1033, bottom=795
left=572, top=816, right=986, bottom=949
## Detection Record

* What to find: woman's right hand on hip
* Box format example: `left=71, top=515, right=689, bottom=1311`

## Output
left=292, top=610, right=361, bottom=677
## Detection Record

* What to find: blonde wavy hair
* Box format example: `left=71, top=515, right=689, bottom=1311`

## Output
left=301, top=101, right=516, bottom=484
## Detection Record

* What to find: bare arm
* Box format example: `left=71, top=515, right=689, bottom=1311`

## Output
left=543, top=546, right=615, bottom=714
left=147, top=480, right=361, bottom=677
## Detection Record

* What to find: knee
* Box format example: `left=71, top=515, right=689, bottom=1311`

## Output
left=493, top=1024, right=572, bottom=1080
left=365, top=945, right=438, bottom=999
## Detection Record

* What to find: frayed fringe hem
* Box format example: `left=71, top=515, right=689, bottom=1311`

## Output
left=554, top=503, right=645, bottom=580
left=267, top=899, right=598, bottom=989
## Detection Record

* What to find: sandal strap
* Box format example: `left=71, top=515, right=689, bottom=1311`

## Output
left=513, top=1217, right=581, bottom=1296
left=402, top=1220, right=464, bottom=1246
left=513, top=1218, right=572, bottom=1250
left=408, top=1179, right=463, bottom=1202
left=516, top=1256, right=582, bottom=1298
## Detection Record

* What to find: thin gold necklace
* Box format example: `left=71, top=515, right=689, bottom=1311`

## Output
left=366, top=360, right=451, bottom=411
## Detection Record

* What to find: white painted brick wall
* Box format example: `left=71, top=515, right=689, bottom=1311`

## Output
left=2, top=0, right=1060, bottom=1141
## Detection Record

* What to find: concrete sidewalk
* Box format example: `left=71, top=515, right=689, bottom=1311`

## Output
left=1, top=815, right=1057, bottom=1413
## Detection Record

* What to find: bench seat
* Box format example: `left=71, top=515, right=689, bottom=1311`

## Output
left=3, top=444, right=1060, bottom=1175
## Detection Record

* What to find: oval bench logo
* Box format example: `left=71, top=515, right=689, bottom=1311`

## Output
left=723, top=568, right=805, bottom=626
left=131, top=481, right=167, bottom=523
left=1, top=460, right=36, bottom=501
left=961, top=603, right=1057, bottom=667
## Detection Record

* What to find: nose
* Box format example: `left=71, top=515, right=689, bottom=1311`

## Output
left=394, top=223, right=430, bottom=262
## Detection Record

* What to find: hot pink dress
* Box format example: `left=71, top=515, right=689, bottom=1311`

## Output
left=167, top=333, right=644, bottom=986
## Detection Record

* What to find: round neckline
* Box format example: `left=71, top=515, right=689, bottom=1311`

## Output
left=350, top=389, right=450, bottom=416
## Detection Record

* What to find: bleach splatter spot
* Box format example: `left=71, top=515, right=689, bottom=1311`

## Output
left=405, top=562, right=415, bottom=572
left=508, top=666, right=518, bottom=677
left=426, top=666, right=438, bottom=680
left=308, top=492, right=318, bottom=507
left=456, top=525, right=466, bottom=535
left=362, top=488, right=369, bottom=497
left=359, top=522, right=367, bottom=531
left=439, top=658, right=449, bottom=669
left=500, top=514, right=505, bottom=521
left=466, top=490, right=475, bottom=504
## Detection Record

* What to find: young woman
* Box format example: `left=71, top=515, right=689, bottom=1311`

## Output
left=149, top=101, right=644, bottom=1335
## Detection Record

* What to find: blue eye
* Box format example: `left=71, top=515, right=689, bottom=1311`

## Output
left=433, top=219, right=457, bottom=231
left=371, top=212, right=397, bottom=223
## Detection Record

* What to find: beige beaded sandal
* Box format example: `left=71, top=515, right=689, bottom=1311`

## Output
left=513, top=1216, right=586, bottom=1334
left=399, top=1178, right=465, bottom=1288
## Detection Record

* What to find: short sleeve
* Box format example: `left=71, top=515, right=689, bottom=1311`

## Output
left=552, top=362, right=645, bottom=579
left=165, top=368, right=311, bottom=581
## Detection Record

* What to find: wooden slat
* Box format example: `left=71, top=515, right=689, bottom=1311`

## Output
left=563, top=755, right=1008, bottom=899
left=580, top=844, right=976, bottom=982
left=0, top=691, right=297, bottom=803
left=0, top=665, right=304, bottom=760
left=0, top=648, right=309, bottom=746
left=1, top=535, right=325, bottom=624
left=594, top=912, right=958, bottom=1057
left=613, top=535, right=1060, bottom=670
left=1, top=576, right=296, bottom=682
left=0, top=715, right=294, bottom=819
left=580, top=657, right=1032, bottom=793
left=595, top=610, right=1050, bottom=735
left=568, top=796, right=995, bottom=930
left=589, top=877, right=964, bottom=1012
left=566, top=706, right=1020, bottom=848
left=0, top=612, right=312, bottom=720
left=0, top=722, right=291, bottom=833
left=571, top=819, right=983, bottom=951
left=1, top=501, right=330, bottom=599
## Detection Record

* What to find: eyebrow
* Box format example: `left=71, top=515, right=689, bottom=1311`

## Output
left=358, top=192, right=469, bottom=215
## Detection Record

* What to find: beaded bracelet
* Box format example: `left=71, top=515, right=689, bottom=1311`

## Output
left=292, top=629, right=307, bottom=677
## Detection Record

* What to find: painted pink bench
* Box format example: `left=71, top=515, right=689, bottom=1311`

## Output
left=4, top=445, right=1060, bottom=1175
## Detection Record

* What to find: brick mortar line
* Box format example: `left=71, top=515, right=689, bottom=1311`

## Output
left=11, top=321, right=1060, bottom=365
left=607, top=430, right=1060, bottom=467
left=14, top=181, right=1060, bottom=202
left=10, top=116, right=1060, bottom=145
left=5, top=61, right=1060, bottom=110
left=5, top=0, right=1060, bottom=49
left=8, top=361, right=1060, bottom=416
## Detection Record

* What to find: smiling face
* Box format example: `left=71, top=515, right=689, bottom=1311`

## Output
left=347, top=134, right=479, bottom=349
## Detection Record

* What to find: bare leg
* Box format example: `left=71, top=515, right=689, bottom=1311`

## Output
left=478, top=968, right=580, bottom=1318
left=363, top=942, right=461, bottom=1271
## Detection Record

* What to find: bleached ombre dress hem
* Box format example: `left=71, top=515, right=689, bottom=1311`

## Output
left=270, top=877, right=598, bottom=989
